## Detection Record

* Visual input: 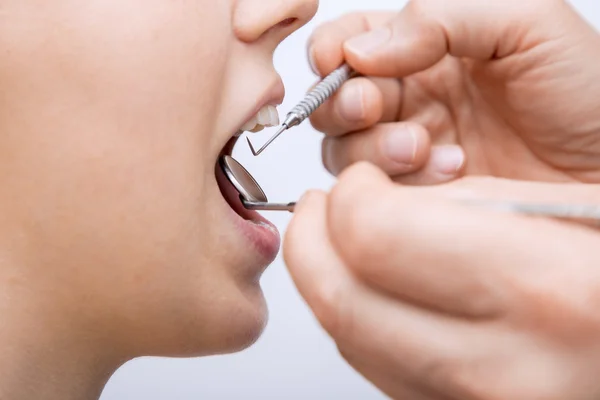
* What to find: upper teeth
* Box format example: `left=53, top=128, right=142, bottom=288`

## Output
left=236, top=105, right=280, bottom=136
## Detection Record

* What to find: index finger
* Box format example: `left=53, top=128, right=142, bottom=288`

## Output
left=307, top=12, right=395, bottom=76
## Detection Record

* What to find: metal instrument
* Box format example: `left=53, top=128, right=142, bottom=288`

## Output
left=220, top=155, right=600, bottom=226
left=220, top=155, right=296, bottom=212
left=247, top=63, right=355, bottom=156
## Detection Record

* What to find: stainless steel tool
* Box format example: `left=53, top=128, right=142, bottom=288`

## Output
left=220, top=155, right=297, bottom=212
left=220, top=155, right=600, bottom=226
left=247, top=63, right=356, bottom=156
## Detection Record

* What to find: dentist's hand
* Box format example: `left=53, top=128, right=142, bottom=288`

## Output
left=308, top=0, right=600, bottom=185
left=285, top=163, right=600, bottom=399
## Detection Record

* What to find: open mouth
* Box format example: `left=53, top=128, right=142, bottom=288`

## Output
left=215, top=105, right=279, bottom=221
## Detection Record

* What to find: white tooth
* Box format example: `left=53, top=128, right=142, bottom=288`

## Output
left=269, top=105, right=280, bottom=126
left=256, top=105, right=279, bottom=127
left=256, top=107, right=272, bottom=127
left=249, top=124, right=265, bottom=133
left=241, top=116, right=258, bottom=132
left=240, top=106, right=280, bottom=133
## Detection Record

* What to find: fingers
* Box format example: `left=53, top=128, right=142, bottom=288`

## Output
left=326, top=163, right=600, bottom=318
left=309, top=77, right=403, bottom=137
left=284, top=191, right=480, bottom=395
left=307, top=11, right=395, bottom=76
left=309, top=77, right=385, bottom=137
left=322, top=122, right=430, bottom=177
left=341, top=0, right=565, bottom=78
left=322, top=122, right=464, bottom=183
left=394, top=145, right=465, bottom=186
left=283, top=190, right=357, bottom=335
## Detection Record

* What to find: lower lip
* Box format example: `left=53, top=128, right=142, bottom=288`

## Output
left=215, top=162, right=281, bottom=263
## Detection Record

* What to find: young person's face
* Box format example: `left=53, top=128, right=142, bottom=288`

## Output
left=0, top=0, right=317, bottom=356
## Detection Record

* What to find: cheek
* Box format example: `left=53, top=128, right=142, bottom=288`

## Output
left=0, top=0, right=232, bottom=165
left=7, top=137, right=205, bottom=283
left=0, top=0, right=261, bottom=350
left=0, top=0, right=234, bottom=265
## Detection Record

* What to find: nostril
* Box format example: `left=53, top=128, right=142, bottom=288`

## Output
left=262, top=18, right=298, bottom=39
left=278, top=18, right=297, bottom=28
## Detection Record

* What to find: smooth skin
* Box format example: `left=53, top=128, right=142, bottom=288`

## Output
left=285, top=0, right=600, bottom=398
left=0, top=1, right=318, bottom=399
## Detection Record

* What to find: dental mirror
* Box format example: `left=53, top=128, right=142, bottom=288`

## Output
left=219, top=155, right=296, bottom=213
left=220, top=155, right=600, bottom=222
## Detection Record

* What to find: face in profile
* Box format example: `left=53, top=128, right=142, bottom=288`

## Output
left=0, top=0, right=318, bottom=357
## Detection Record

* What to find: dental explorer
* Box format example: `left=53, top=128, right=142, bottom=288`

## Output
left=247, top=63, right=356, bottom=156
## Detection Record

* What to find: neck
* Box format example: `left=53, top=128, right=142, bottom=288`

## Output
left=0, top=277, right=126, bottom=400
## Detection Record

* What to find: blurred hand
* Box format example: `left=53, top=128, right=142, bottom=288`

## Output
left=285, top=163, right=600, bottom=399
left=308, top=0, right=600, bottom=185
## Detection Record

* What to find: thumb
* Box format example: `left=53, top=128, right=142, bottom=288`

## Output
left=341, top=0, right=574, bottom=77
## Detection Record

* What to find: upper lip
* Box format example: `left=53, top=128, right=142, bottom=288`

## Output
left=217, top=77, right=285, bottom=157
left=237, top=77, right=285, bottom=135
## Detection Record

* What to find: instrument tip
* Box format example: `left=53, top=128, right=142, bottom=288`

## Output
left=246, top=124, right=288, bottom=157
left=246, top=137, right=260, bottom=156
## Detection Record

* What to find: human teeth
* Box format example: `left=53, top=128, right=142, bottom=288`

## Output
left=241, top=116, right=258, bottom=132
left=240, top=105, right=279, bottom=134
left=257, top=105, right=280, bottom=127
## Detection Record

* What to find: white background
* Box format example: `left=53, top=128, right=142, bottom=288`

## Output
left=100, top=1, right=600, bottom=399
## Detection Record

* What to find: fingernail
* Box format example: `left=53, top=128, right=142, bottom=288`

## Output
left=382, top=128, right=418, bottom=165
left=431, top=145, right=465, bottom=175
left=307, top=45, right=318, bottom=75
left=338, top=84, right=365, bottom=122
left=345, top=28, right=391, bottom=56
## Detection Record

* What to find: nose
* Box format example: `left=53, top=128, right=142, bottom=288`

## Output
left=233, top=0, right=319, bottom=44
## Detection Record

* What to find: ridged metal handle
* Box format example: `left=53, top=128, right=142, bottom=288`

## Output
left=246, top=63, right=355, bottom=156
left=289, top=63, right=354, bottom=123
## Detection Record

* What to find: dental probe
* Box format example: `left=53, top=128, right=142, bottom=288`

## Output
left=247, top=63, right=356, bottom=156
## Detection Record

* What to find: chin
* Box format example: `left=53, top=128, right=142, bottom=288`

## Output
left=198, top=285, right=270, bottom=356
left=222, top=296, right=269, bottom=354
